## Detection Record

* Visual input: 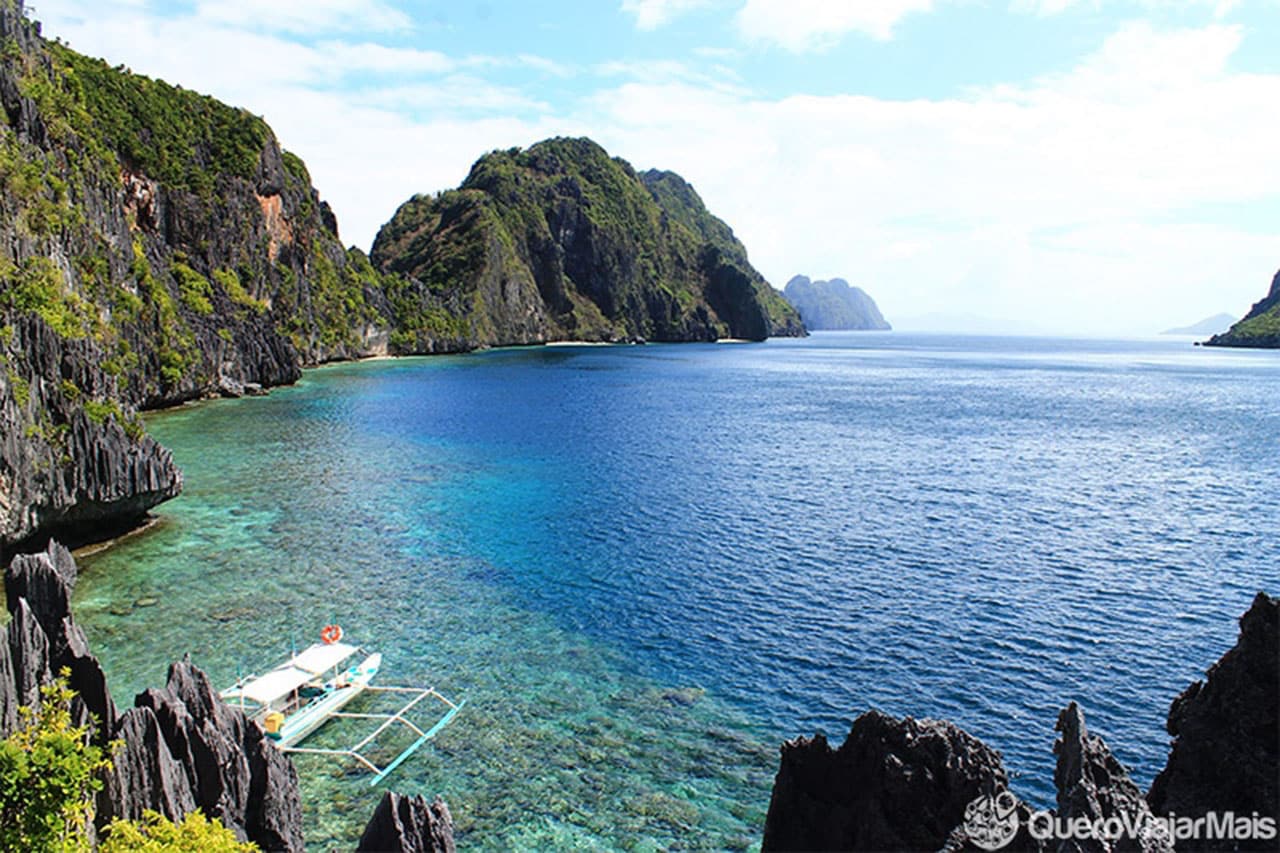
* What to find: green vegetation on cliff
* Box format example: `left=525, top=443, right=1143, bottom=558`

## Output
left=0, top=2, right=803, bottom=548
left=1206, top=269, right=1280, bottom=349
left=371, top=137, right=805, bottom=345
left=0, top=0, right=392, bottom=403
left=42, top=44, right=269, bottom=196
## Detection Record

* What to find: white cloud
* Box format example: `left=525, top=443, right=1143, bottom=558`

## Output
left=462, top=53, right=574, bottom=78
left=26, top=1, right=1280, bottom=334
left=735, top=0, right=935, bottom=50
left=360, top=76, right=552, bottom=114
left=581, top=23, right=1280, bottom=333
left=620, top=0, right=716, bottom=30
left=315, top=42, right=455, bottom=75
left=595, top=58, right=745, bottom=91
left=193, top=0, right=412, bottom=33
left=1015, top=0, right=1243, bottom=17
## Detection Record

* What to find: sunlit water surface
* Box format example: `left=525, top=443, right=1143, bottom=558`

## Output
left=75, top=333, right=1280, bottom=849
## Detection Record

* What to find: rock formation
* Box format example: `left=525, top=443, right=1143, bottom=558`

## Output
left=356, top=791, right=457, bottom=853
left=782, top=275, right=891, bottom=331
left=131, top=659, right=304, bottom=850
left=370, top=138, right=805, bottom=347
left=1054, top=702, right=1171, bottom=853
left=1, top=540, right=305, bottom=850
left=5, top=540, right=118, bottom=738
left=761, top=711, right=1014, bottom=850
left=1205, top=269, right=1280, bottom=348
left=764, top=594, right=1278, bottom=852
left=1159, top=313, right=1235, bottom=336
left=1, top=539, right=458, bottom=850
left=0, top=0, right=359, bottom=549
left=1, top=2, right=806, bottom=551
left=1147, top=592, right=1279, bottom=850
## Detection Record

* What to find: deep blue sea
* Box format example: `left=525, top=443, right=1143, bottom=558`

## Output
left=74, top=332, right=1280, bottom=849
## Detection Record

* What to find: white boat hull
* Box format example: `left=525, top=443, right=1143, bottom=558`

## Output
left=273, top=653, right=381, bottom=748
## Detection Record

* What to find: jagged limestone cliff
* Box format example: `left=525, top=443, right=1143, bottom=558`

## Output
left=3, top=540, right=458, bottom=852
left=762, top=594, right=1279, bottom=852
left=1205, top=269, right=1280, bottom=349
left=371, top=138, right=804, bottom=346
left=0, top=0, right=400, bottom=548
left=0, top=5, right=805, bottom=551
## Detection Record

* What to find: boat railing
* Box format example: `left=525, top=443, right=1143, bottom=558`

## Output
left=277, top=684, right=464, bottom=786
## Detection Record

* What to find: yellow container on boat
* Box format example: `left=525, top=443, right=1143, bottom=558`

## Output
left=264, top=711, right=285, bottom=736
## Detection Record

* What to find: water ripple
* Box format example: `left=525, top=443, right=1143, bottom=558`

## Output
left=74, top=333, right=1280, bottom=846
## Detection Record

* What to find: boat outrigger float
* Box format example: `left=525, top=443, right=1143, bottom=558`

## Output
left=220, top=625, right=463, bottom=786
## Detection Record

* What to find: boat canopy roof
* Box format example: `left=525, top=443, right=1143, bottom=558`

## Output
left=239, top=642, right=358, bottom=705
left=292, top=642, right=357, bottom=675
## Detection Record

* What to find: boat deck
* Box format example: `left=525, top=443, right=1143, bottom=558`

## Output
left=220, top=637, right=462, bottom=785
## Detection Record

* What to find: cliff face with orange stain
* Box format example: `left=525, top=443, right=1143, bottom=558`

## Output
left=0, top=0, right=392, bottom=548
left=256, top=192, right=294, bottom=263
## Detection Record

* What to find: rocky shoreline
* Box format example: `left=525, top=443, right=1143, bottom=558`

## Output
left=0, top=0, right=805, bottom=557
left=762, top=592, right=1278, bottom=851
left=1, top=540, right=454, bottom=852
left=5, top=538, right=1272, bottom=851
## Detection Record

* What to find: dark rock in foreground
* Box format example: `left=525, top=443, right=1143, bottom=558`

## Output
left=762, top=710, right=1011, bottom=851
left=1147, top=592, right=1279, bottom=849
left=5, top=542, right=117, bottom=739
left=764, top=593, right=1278, bottom=852
left=357, top=791, right=457, bottom=853
left=1055, top=702, right=1171, bottom=853
left=133, top=658, right=304, bottom=851
left=2, top=540, right=457, bottom=850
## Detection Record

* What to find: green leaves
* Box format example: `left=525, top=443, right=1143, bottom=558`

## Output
left=0, top=256, right=98, bottom=339
left=0, top=674, right=112, bottom=853
left=101, top=810, right=259, bottom=853
left=0, top=677, right=251, bottom=852
left=47, top=44, right=269, bottom=197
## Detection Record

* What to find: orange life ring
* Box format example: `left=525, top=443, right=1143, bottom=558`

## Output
left=320, top=624, right=342, bottom=645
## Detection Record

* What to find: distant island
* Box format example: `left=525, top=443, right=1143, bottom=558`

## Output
left=1161, top=313, right=1237, bottom=336
left=782, top=275, right=890, bottom=331
left=1205, top=269, right=1280, bottom=349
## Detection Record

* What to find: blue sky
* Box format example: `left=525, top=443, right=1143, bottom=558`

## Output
left=32, top=0, right=1280, bottom=333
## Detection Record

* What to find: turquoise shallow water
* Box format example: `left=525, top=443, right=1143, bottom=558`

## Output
left=74, top=333, right=1280, bottom=849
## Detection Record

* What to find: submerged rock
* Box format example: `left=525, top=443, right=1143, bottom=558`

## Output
left=1147, top=592, right=1279, bottom=849
left=356, top=791, right=457, bottom=853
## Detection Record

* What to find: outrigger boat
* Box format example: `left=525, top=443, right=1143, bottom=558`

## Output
left=220, top=625, right=463, bottom=785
